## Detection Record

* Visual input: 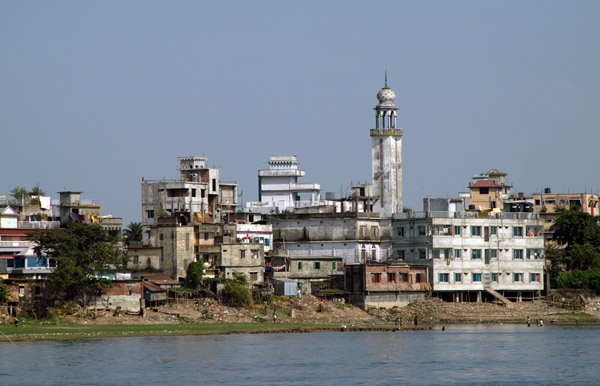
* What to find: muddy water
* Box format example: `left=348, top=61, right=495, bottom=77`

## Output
left=1, top=325, right=598, bottom=385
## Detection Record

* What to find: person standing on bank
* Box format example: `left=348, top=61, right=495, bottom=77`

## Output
left=273, top=310, right=277, bottom=323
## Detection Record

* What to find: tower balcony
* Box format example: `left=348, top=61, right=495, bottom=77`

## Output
left=370, top=128, right=403, bottom=137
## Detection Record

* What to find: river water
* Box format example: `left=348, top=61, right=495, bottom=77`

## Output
left=1, top=325, right=598, bottom=385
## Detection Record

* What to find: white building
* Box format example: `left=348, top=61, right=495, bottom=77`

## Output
left=245, top=155, right=321, bottom=213
left=393, top=207, right=545, bottom=302
left=371, top=72, right=403, bottom=218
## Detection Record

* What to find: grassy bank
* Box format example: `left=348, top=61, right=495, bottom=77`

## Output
left=0, top=322, right=401, bottom=342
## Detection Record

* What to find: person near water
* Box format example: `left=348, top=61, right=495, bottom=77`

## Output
left=273, top=310, right=277, bottom=323
left=527, top=316, right=531, bottom=327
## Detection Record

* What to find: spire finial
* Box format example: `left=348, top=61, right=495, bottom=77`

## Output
left=384, top=68, right=388, bottom=88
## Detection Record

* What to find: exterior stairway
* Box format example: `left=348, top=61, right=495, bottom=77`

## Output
left=485, top=288, right=513, bottom=308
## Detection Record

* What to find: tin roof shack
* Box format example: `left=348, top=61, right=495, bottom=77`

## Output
left=143, top=281, right=167, bottom=307
left=345, top=263, right=430, bottom=310
left=268, top=253, right=344, bottom=295
left=273, top=278, right=299, bottom=296
left=218, top=243, right=265, bottom=285
left=84, top=280, right=143, bottom=314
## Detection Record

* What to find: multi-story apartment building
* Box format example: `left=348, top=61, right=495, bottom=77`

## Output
left=141, top=156, right=238, bottom=244
left=393, top=204, right=545, bottom=302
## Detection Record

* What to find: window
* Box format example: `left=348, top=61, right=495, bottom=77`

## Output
left=372, top=226, right=379, bottom=238
left=491, top=249, right=498, bottom=259
left=314, top=262, right=321, bottom=269
left=471, top=226, right=482, bottom=236
left=480, top=187, right=489, bottom=194
left=514, top=273, right=523, bottom=282
left=454, top=226, right=461, bottom=236
left=332, top=262, right=336, bottom=270
left=204, top=232, right=209, bottom=240
left=418, top=225, right=426, bottom=236
left=360, top=225, right=367, bottom=238
left=454, top=249, right=461, bottom=259
left=397, top=227, right=404, bottom=237
left=146, top=210, right=155, bottom=218
left=526, top=226, right=542, bottom=237
left=527, top=249, right=543, bottom=259
left=433, top=249, right=441, bottom=259
left=492, top=273, right=498, bottom=282
left=240, top=250, right=246, bottom=258
left=371, top=246, right=377, bottom=259
left=399, top=273, right=408, bottom=282
left=397, top=250, right=405, bottom=259
left=439, top=273, right=449, bottom=282
left=298, top=262, right=303, bottom=270
left=491, top=226, right=498, bottom=235
left=126, top=286, right=132, bottom=295
left=455, top=273, right=462, bottom=283
left=530, top=273, right=541, bottom=282
left=133, top=255, right=139, bottom=264
left=388, top=273, right=396, bottom=282
left=361, top=245, right=366, bottom=260
left=251, top=250, right=259, bottom=259
left=514, top=249, right=523, bottom=259
left=473, top=273, right=482, bottom=282
left=250, top=272, right=258, bottom=281
left=372, top=273, right=382, bottom=283
left=513, top=227, right=523, bottom=237
left=419, top=249, right=426, bottom=259
left=159, top=233, right=164, bottom=241
left=472, top=249, right=482, bottom=259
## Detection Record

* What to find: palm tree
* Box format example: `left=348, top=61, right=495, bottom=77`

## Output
left=123, top=222, right=143, bottom=246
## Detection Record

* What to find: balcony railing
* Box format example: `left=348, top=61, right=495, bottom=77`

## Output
left=18, top=221, right=61, bottom=229
left=394, top=211, right=540, bottom=220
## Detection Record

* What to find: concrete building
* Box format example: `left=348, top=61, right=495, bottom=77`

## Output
left=271, top=212, right=392, bottom=264
left=371, top=72, right=403, bottom=218
left=57, top=191, right=123, bottom=239
left=345, top=263, right=430, bottom=310
left=141, top=156, right=238, bottom=244
left=268, top=253, right=344, bottom=294
left=218, top=242, right=265, bottom=285
left=393, top=204, right=545, bottom=303
left=245, top=155, right=321, bottom=213
left=532, top=190, right=599, bottom=242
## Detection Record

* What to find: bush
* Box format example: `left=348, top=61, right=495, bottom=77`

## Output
left=556, top=269, right=600, bottom=294
left=224, top=280, right=251, bottom=307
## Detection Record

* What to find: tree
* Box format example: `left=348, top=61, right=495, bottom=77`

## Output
left=30, top=182, right=45, bottom=196
left=551, top=209, right=600, bottom=250
left=0, top=279, right=9, bottom=303
left=28, top=222, right=128, bottom=306
left=184, top=261, right=204, bottom=289
left=10, top=186, right=29, bottom=200
left=123, top=222, right=143, bottom=246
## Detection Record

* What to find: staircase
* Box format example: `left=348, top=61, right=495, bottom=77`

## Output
left=485, top=288, right=513, bottom=308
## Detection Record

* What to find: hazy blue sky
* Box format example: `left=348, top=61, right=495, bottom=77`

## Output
left=2, top=1, right=599, bottom=225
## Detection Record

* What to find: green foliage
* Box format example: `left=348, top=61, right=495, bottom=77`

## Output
left=551, top=209, right=600, bottom=250
left=10, top=186, right=30, bottom=200
left=548, top=210, right=600, bottom=272
left=555, top=269, right=600, bottom=293
left=27, top=222, right=128, bottom=305
left=184, top=261, right=204, bottom=289
left=123, top=222, right=143, bottom=246
left=0, top=279, right=9, bottom=303
left=224, top=272, right=251, bottom=307
left=30, top=182, right=45, bottom=197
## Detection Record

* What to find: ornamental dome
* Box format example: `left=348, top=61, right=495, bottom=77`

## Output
left=377, top=87, right=396, bottom=106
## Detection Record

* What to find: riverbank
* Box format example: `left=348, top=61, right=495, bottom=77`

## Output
left=2, top=296, right=599, bottom=342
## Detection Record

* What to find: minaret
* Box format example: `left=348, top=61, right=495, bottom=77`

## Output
left=371, top=71, right=403, bottom=217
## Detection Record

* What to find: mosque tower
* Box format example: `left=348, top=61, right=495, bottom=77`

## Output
left=371, top=71, right=403, bottom=218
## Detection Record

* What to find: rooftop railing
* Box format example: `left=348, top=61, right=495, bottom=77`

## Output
left=393, top=211, right=540, bottom=220
left=18, top=221, right=61, bottom=229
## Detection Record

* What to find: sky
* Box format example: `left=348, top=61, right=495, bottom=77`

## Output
left=2, top=1, right=599, bottom=225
